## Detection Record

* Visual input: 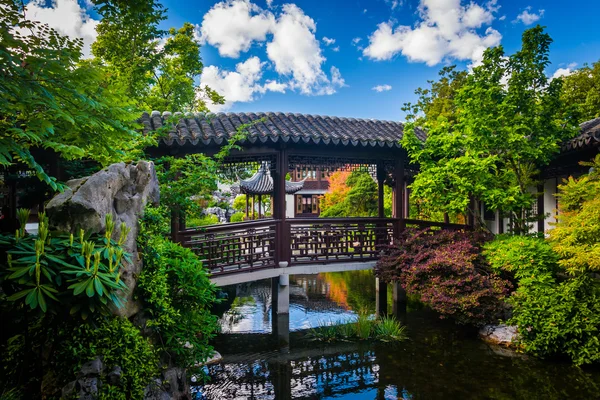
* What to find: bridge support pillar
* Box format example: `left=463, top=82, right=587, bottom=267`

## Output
left=271, top=275, right=290, bottom=314
left=376, top=278, right=387, bottom=317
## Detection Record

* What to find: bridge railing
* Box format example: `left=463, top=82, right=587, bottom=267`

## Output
left=179, top=219, right=278, bottom=275
left=284, top=218, right=395, bottom=265
left=180, top=217, right=470, bottom=276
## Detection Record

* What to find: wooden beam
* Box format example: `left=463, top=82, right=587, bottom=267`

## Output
left=376, top=164, right=385, bottom=218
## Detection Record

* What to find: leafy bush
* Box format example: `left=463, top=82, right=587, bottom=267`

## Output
left=549, top=155, right=600, bottom=274
left=0, top=211, right=130, bottom=318
left=376, top=228, right=511, bottom=325
left=509, top=275, right=600, bottom=366
left=187, top=214, right=219, bottom=227
left=484, top=235, right=559, bottom=285
left=58, top=317, right=158, bottom=399
left=137, top=207, right=219, bottom=369
left=230, top=212, right=245, bottom=223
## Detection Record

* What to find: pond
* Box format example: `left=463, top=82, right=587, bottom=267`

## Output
left=194, top=270, right=600, bottom=399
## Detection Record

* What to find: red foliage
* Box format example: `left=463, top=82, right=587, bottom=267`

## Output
left=376, top=228, right=511, bottom=325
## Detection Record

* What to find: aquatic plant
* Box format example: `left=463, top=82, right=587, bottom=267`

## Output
left=375, top=316, right=408, bottom=342
left=307, top=313, right=407, bottom=343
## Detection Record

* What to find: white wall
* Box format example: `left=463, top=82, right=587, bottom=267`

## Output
left=543, top=178, right=558, bottom=233
left=285, top=194, right=294, bottom=218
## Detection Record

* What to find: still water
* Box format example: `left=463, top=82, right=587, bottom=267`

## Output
left=194, top=270, right=600, bottom=399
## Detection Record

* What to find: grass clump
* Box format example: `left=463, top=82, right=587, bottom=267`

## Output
left=307, top=312, right=407, bottom=343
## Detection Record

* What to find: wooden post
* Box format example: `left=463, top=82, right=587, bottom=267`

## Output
left=245, top=194, right=249, bottom=220
left=252, top=195, right=255, bottom=220
left=393, top=157, right=405, bottom=238
left=537, top=184, right=545, bottom=234
left=403, top=181, right=410, bottom=218
left=273, top=148, right=288, bottom=264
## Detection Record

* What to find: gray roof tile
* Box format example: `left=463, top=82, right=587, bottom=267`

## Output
left=141, top=111, right=411, bottom=149
left=562, top=117, right=600, bottom=151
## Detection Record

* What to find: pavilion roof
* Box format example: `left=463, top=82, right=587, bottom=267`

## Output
left=562, top=117, right=600, bottom=152
left=140, top=111, right=420, bottom=149
left=235, top=164, right=305, bottom=195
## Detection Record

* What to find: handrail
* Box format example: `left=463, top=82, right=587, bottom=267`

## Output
left=180, top=218, right=279, bottom=236
left=287, top=217, right=398, bottom=225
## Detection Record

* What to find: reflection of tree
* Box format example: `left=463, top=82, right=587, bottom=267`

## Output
left=319, top=271, right=376, bottom=312
left=220, top=296, right=256, bottom=330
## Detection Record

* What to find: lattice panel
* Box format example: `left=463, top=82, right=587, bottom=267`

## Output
left=288, top=155, right=396, bottom=174
left=182, top=222, right=277, bottom=275
left=219, top=154, right=277, bottom=180
left=287, top=219, right=394, bottom=265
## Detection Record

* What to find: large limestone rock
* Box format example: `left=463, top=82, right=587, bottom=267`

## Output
left=46, top=161, right=159, bottom=317
left=479, top=324, right=518, bottom=346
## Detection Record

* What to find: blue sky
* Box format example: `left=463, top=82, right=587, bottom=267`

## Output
left=24, top=0, right=600, bottom=121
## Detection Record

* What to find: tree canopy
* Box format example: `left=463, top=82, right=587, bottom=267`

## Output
left=0, top=0, right=146, bottom=190
left=402, top=26, right=579, bottom=234
left=560, top=60, right=600, bottom=123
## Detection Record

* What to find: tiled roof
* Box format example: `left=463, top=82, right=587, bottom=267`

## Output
left=234, top=164, right=305, bottom=195
left=140, top=111, right=417, bottom=149
left=562, top=117, right=600, bottom=152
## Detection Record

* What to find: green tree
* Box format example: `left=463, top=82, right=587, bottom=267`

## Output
left=560, top=60, right=600, bottom=122
left=402, top=26, right=579, bottom=234
left=0, top=0, right=143, bottom=189
left=320, top=171, right=387, bottom=217
left=92, top=0, right=224, bottom=112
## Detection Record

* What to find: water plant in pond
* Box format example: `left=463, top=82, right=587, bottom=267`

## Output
left=307, top=313, right=407, bottom=343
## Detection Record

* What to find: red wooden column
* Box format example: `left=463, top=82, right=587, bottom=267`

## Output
left=392, top=157, right=406, bottom=238
left=272, top=148, right=289, bottom=264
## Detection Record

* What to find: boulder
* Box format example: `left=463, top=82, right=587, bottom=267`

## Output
left=479, top=324, right=518, bottom=346
left=144, top=367, right=190, bottom=400
left=46, top=161, right=160, bottom=318
left=62, top=357, right=103, bottom=400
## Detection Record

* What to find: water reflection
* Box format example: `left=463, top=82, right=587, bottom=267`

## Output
left=198, top=271, right=600, bottom=399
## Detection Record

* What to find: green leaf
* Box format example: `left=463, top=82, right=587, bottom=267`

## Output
left=69, top=280, right=89, bottom=296
left=93, top=277, right=105, bottom=297
left=38, top=290, right=47, bottom=312
left=86, top=279, right=95, bottom=297
left=7, top=289, right=34, bottom=301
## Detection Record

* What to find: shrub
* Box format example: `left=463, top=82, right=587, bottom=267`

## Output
left=57, top=317, right=158, bottom=399
left=509, top=275, right=600, bottom=366
left=483, top=235, right=559, bottom=286
left=549, top=155, right=600, bottom=274
left=137, top=207, right=219, bottom=369
left=187, top=214, right=219, bottom=227
left=376, top=228, right=511, bottom=325
left=230, top=212, right=245, bottom=223
left=0, top=212, right=130, bottom=318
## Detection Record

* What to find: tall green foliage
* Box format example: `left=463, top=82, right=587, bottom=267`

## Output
left=0, top=0, right=142, bottom=189
left=92, top=0, right=224, bottom=112
left=402, top=26, right=579, bottom=234
left=560, top=60, right=600, bottom=122
left=137, top=206, right=219, bottom=369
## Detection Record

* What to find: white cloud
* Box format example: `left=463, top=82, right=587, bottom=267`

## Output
left=199, top=0, right=275, bottom=58
left=372, top=84, right=392, bottom=92
left=515, top=7, right=544, bottom=25
left=352, top=37, right=362, bottom=45
left=266, top=0, right=273, bottom=7
left=322, top=37, right=336, bottom=46
left=332, top=46, right=340, bottom=52
left=200, top=56, right=287, bottom=111
left=363, top=0, right=502, bottom=66
left=200, top=1, right=344, bottom=97
left=23, top=0, right=99, bottom=58
left=551, top=63, right=577, bottom=80
left=499, top=15, right=506, bottom=21
left=363, top=9, right=368, bottom=14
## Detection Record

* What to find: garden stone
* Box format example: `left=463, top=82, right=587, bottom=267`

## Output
left=46, top=161, right=160, bottom=318
left=107, top=365, right=122, bottom=386
left=479, top=324, right=518, bottom=346
left=78, top=357, right=103, bottom=378
left=143, top=367, right=190, bottom=400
